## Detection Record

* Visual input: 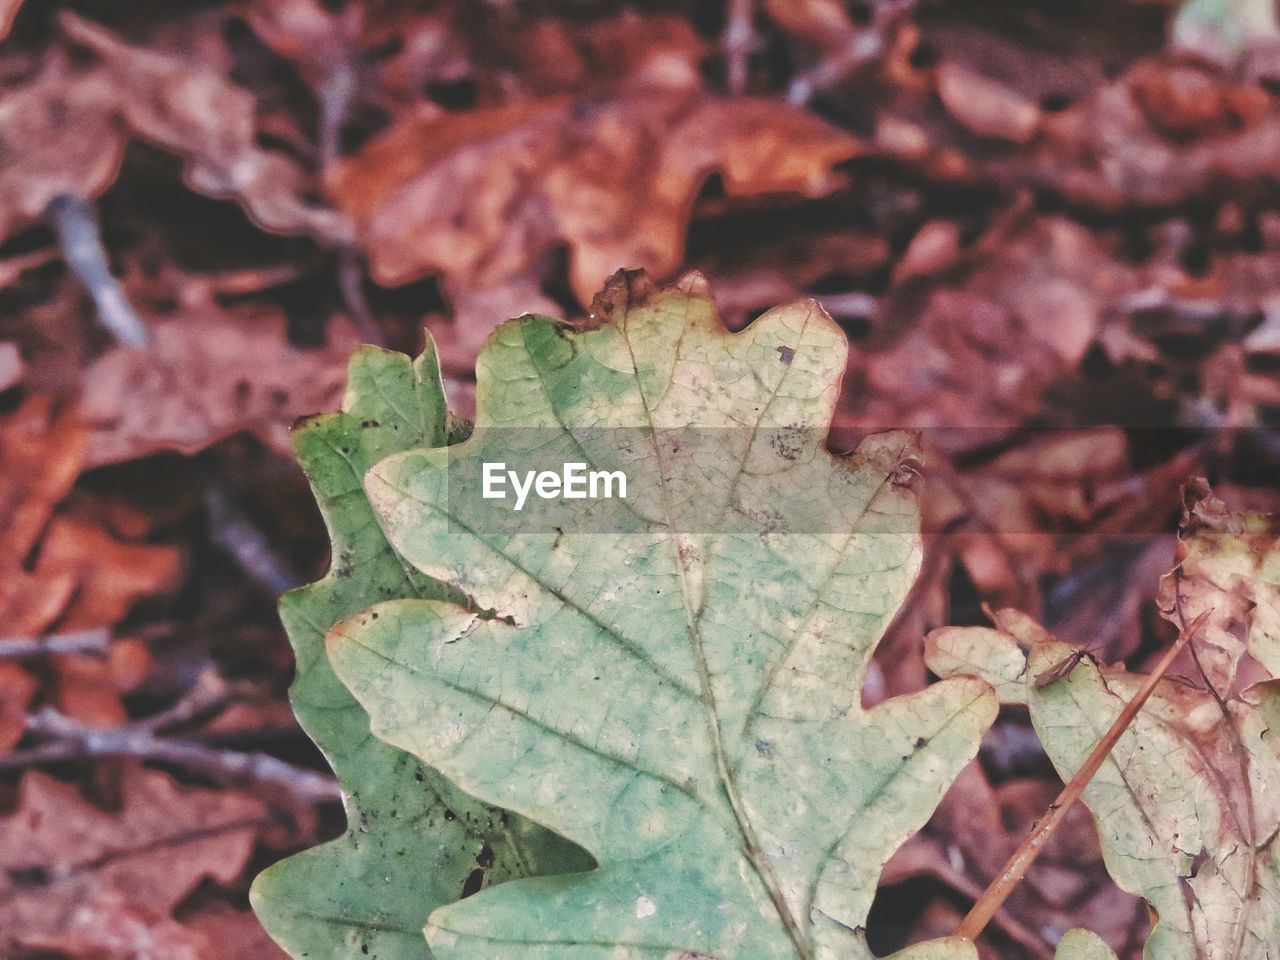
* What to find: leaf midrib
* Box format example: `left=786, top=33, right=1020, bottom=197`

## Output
left=618, top=300, right=816, bottom=960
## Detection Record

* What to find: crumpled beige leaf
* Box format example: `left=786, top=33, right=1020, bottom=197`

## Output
left=1159, top=478, right=1280, bottom=691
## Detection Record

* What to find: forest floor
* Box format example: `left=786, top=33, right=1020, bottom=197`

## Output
left=1, top=1, right=1279, bottom=958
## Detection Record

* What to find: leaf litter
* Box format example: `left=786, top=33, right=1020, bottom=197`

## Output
left=0, top=1, right=1279, bottom=958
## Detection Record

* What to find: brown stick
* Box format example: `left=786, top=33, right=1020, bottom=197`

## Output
left=955, top=609, right=1211, bottom=944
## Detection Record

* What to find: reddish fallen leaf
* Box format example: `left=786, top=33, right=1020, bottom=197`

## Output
left=0, top=397, right=89, bottom=637
left=0, top=341, right=22, bottom=390
left=1020, top=56, right=1277, bottom=211
left=843, top=214, right=1136, bottom=440
left=79, top=311, right=359, bottom=466
left=329, top=88, right=861, bottom=302
left=764, top=0, right=858, bottom=53
left=0, top=399, right=179, bottom=728
left=52, top=636, right=152, bottom=728
left=182, top=901, right=289, bottom=960
left=486, top=9, right=708, bottom=96
left=936, top=60, right=1042, bottom=144
left=0, top=52, right=126, bottom=245
left=0, top=768, right=268, bottom=960
left=0, top=662, right=38, bottom=754
left=60, top=12, right=345, bottom=240
left=38, top=515, right=180, bottom=630
left=0, top=0, right=21, bottom=40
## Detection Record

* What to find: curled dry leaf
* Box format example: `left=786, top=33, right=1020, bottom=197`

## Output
left=0, top=767, right=268, bottom=960
left=329, top=92, right=861, bottom=303
left=1160, top=478, right=1280, bottom=691
left=79, top=311, right=359, bottom=466
left=927, top=500, right=1280, bottom=960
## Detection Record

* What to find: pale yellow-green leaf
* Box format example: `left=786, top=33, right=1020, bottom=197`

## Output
left=925, top=625, right=1028, bottom=704
left=328, top=274, right=997, bottom=960
left=927, top=604, right=1280, bottom=959
left=1054, top=928, right=1119, bottom=960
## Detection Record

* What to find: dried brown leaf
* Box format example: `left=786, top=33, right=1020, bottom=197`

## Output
left=1159, top=479, right=1280, bottom=692
left=0, top=768, right=268, bottom=959
left=60, top=12, right=346, bottom=240
left=0, top=0, right=21, bottom=40
left=79, top=311, right=359, bottom=466
left=330, top=90, right=860, bottom=302
left=0, top=54, right=125, bottom=245
left=936, top=61, right=1042, bottom=144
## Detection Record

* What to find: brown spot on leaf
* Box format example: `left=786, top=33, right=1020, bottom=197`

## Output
left=587, top=268, right=656, bottom=326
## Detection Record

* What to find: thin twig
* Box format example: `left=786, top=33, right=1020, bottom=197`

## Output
left=137, top=666, right=258, bottom=733
left=317, top=63, right=356, bottom=173
left=786, top=0, right=916, bottom=104
left=0, top=627, right=110, bottom=659
left=316, top=53, right=383, bottom=345
left=205, top=487, right=304, bottom=596
left=46, top=193, right=150, bottom=347
left=337, top=243, right=383, bottom=343
left=8, top=707, right=337, bottom=804
left=955, top=609, right=1212, bottom=944
left=724, top=0, right=756, bottom=95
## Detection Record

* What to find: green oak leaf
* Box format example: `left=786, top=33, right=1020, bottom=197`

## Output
left=251, top=340, right=590, bottom=960
left=928, top=604, right=1280, bottom=960
left=1054, top=929, right=1118, bottom=960
left=327, top=272, right=997, bottom=960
